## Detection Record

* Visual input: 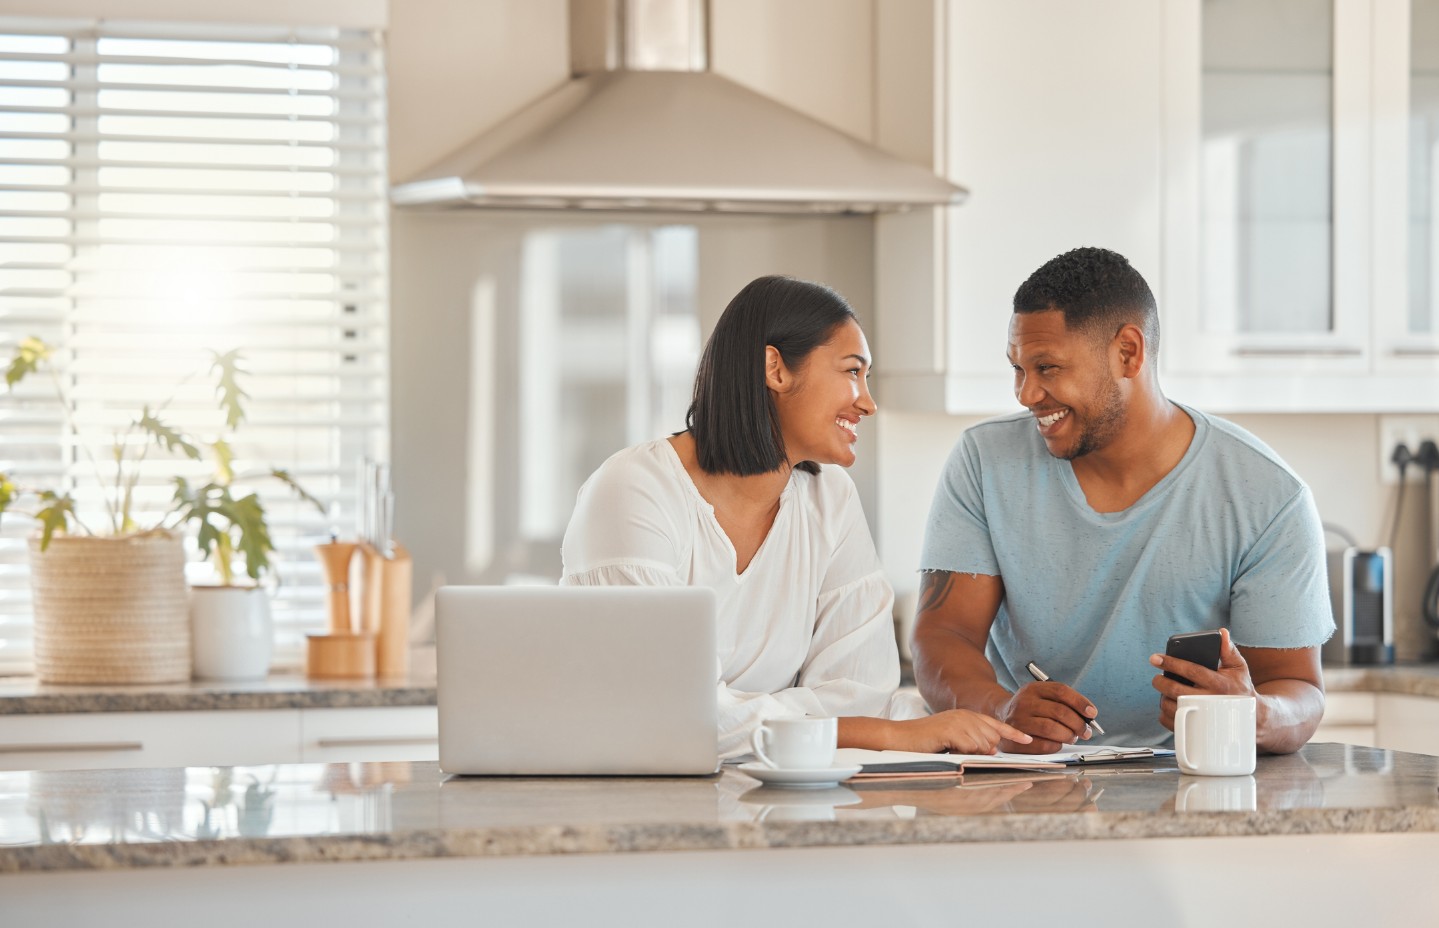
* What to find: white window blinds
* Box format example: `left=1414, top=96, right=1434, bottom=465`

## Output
left=0, top=17, right=389, bottom=673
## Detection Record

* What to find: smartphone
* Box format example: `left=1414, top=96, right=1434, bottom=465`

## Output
left=1163, top=630, right=1222, bottom=686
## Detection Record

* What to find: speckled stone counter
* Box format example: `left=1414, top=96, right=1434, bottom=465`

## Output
left=0, top=663, right=1432, bottom=716
left=1323, top=663, right=1439, bottom=698
left=1, top=742, right=1436, bottom=873
left=0, top=672, right=436, bottom=715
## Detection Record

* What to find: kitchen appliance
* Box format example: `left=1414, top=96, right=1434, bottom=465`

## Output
left=1323, top=547, right=1394, bottom=665
left=391, top=0, right=966, bottom=213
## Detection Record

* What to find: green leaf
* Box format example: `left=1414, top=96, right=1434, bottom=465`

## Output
left=270, top=468, right=326, bottom=516
left=5, top=336, right=51, bottom=389
left=0, top=472, right=14, bottom=529
left=221, top=492, right=272, bottom=581
left=211, top=350, right=248, bottom=431
left=138, top=406, right=202, bottom=460
left=35, top=491, right=73, bottom=550
left=212, top=439, right=235, bottom=485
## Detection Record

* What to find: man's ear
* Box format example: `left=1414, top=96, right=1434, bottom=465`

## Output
left=1112, top=323, right=1146, bottom=379
left=764, top=345, right=792, bottom=393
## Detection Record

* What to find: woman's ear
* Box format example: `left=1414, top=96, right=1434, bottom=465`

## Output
left=764, top=345, right=791, bottom=393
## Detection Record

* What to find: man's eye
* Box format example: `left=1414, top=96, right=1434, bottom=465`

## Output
left=1037, top=365, right=1056, bottom=374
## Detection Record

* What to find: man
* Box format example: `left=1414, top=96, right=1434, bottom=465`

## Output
left=913, top=247, right=1333, bottom=754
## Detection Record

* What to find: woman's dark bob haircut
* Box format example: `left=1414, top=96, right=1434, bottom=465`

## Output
left=685, top=275, right=857, bottom=476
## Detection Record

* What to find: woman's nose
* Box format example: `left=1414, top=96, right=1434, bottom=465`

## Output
left=857, top=377, right=877, bottom=415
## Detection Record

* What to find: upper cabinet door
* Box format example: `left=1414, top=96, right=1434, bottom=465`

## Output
left=1375, top=0, right=1439, bottom=370
left=1164, top=0, right=1372, bottom=375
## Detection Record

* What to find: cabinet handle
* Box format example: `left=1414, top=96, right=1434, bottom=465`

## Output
left=315, top=736, right=437, bottom=748
left=1391, top=346, right=1439, bottom=357
left=0, top=741, right=143, bottom=754
left=1231, top=346, right=1363, bottom=358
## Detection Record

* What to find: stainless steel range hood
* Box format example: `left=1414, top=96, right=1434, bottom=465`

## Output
left=390, top=0, right=967, bottom=214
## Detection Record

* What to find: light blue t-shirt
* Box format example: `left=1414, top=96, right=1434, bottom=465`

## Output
left=919, top=404, right=1334, bottom=746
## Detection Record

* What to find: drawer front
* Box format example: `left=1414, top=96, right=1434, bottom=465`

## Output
left=1310, top=724, right=1379, bottom=748
left=1376, top=695, right=1439, bottom=756
left=299, top=706, right=438, bottom=763
left=0, top=711, right=301, bottom=771
left=1320, top=692, right=1377, bottom=726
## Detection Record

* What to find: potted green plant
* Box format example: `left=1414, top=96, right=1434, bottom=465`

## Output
left=0, top=337, right=325, bottom=684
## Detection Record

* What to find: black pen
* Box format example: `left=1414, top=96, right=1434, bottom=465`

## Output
left=1025, top=660, right=1105, bottom=735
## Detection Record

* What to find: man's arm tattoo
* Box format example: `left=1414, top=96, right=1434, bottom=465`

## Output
left=917, top=570, right=956, bottom=613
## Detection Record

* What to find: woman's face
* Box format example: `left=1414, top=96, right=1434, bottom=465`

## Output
left=770, top=319, right=876, bottom=469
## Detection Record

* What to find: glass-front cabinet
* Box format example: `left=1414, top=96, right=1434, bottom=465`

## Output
left=1162, top=0, right=1439, bottom=401
left=1163, top=0, right=1372, bottom=378
left=1394, top=0, right=1439, bottom=362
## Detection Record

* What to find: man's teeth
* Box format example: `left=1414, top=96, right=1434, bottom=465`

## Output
left=836, top=418, right=857, bottom=434
left=1037, top=409, right=1068, bottom=428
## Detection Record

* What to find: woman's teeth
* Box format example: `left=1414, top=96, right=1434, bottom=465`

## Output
left=1037, top=409, right=1068, bottom=428
left=836, top=418, right=857, bottom=435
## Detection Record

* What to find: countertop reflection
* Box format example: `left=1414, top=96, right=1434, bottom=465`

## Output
left=2, top=743, right=1437, bottom=873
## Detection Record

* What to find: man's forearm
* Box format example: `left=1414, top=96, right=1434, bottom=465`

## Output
left=1255, top=679, right=1325, bottom=754
left=913, top=628, right=1011, bottom=718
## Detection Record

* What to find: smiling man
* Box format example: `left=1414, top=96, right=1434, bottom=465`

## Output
left=911, top=247, right=1334, bottom=754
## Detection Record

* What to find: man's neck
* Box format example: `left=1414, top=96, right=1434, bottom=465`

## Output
left=1069, top=391, right=1195, bottom=513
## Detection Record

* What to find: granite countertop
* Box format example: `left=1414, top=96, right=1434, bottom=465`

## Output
left=0, top=663, right=1434, bottom=716
left=1321, top=664, right=1439, bottom=698
left=0, top=742, right=1435, bottom=873
left=0, top=672, right=437, bottom=715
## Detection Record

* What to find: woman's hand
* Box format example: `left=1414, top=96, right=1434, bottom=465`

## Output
left=887, top=709, right=1033, bottom=755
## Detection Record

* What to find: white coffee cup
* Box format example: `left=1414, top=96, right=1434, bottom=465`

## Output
left=1175, top=774, right=1257, bottom=812
left=751, top=718, right=837, bottom=770
left=1174, top=694, right=1257, bottom=776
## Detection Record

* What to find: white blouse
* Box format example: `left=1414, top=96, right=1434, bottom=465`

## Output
left=560, top=439, right=921, bottom=760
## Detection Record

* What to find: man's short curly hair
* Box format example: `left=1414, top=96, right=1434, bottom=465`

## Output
left=1013, top=247, right=1159, bottom=356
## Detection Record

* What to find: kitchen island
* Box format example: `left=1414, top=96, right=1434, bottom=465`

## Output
left=2, top=742, right=1437, bottom=926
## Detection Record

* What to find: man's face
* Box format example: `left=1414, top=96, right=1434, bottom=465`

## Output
left=1006, top=309, right=1126, bottom=461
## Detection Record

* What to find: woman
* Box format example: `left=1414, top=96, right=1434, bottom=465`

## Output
left=561, top=275, right=1028, bottom=759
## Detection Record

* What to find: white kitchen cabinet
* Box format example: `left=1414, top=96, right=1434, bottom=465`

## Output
left=1375, top=693, right=1439, bottom=754
left=1159, top=0, right=1439, bottom=408
left=877, top=0, right=1438, bottom=414
left=0, top=705, right=440, bottom=771
left=1311, top=691, right=1379, bottom=746
left=299, top=706, right=438, bottom=763
left=0, top=710, right=302, bottom=772
left=1308, top=690, right=1439, bottom=754
left=874, top=0, right=1164, bottom=414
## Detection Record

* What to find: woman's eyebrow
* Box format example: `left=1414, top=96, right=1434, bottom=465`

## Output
left=841, top=353, right=870, bottom=366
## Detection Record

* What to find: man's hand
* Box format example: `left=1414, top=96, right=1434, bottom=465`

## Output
left=997, top=681, right=1098, bottom=754
left=1149, top=627, right=1256, bottom=731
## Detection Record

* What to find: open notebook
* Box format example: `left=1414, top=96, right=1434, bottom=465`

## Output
left=837, top=744, right=1175, bottom=779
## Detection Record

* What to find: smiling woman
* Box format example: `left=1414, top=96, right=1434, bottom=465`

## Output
left=559, top=275, right=1029, bottom=760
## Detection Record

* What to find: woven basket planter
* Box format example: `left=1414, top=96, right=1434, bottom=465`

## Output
left=28, top=530, right=191, bottom=684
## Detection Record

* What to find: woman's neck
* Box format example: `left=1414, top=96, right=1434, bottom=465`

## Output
left=668, top=432, right=790, bottom=516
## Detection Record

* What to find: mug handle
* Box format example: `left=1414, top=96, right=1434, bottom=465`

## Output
left=751, top=725, right=777, bottom=768
left=1174, top=704, right=1197, bottom=770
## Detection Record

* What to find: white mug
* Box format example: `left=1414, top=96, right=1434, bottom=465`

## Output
left=751, top=718, right=837, bottom=770
left=1174, top=694, right=1257, bottom=776
left=1175, top=774, right=1257, bottom=812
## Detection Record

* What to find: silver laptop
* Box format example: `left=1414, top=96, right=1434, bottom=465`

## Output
left=436, top=585, right=719, bottom=776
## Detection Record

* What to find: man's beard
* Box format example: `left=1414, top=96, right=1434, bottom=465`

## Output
left=1057, top=378, right=1125, bottom=461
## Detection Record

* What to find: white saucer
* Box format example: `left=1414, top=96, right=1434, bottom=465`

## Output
left=737, top=762, right=863, bottom=789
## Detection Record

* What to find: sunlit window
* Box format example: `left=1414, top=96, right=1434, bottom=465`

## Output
left=0, top=18, right=389, bottom=672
